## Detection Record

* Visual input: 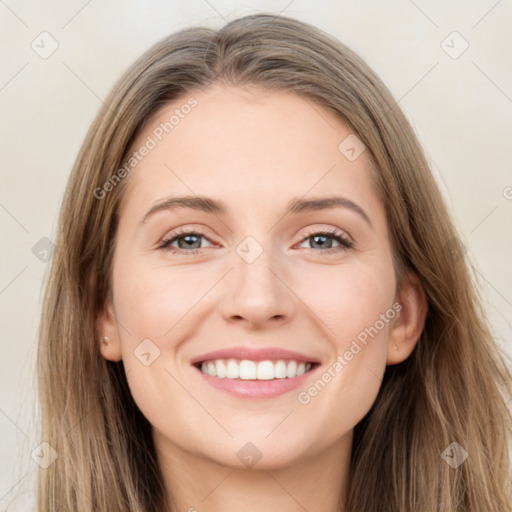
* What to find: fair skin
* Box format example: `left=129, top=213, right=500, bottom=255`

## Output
left=99, top=84, right=427, bottom=512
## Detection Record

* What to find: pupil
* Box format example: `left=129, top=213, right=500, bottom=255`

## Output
left=312, top=234, right=331, bottom=249
left=179, top=235, right=200, bottom=249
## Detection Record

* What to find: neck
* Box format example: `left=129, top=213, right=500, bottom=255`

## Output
left=154, top=430, right=353, bottom=512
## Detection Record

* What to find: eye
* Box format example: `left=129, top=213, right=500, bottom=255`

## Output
left=158, top=229, right=213, bottom=255
left=296, top=228, right=353, bottom=254
left=158, top=227, right=354, bottom=256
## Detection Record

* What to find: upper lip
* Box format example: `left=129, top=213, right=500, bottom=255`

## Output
left=190, top=346, right=320, bottom=365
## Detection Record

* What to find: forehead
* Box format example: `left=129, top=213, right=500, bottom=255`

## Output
left=120, top=84, right=380, bottom=221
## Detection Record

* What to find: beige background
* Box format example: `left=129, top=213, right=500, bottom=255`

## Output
left=1, top=0, right=511, bottom=509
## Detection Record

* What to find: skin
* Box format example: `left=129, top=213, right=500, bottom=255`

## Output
left=99, top=84, right=427, bottom=512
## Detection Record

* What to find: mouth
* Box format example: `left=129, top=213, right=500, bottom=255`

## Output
left=193, top=358, right=319, bottom=380
left=190, top=347, right=321, bottom=398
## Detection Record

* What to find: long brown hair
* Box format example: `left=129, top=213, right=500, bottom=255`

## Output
left=37, top=13, right=512, bottom=511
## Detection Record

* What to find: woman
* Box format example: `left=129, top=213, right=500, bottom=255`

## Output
left=37, top=12, right=512, bottom=511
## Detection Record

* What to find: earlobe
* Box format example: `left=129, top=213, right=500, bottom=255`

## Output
left=386, top=271, right=428, bottom=365
left=97, top=301, right=123, bottom=362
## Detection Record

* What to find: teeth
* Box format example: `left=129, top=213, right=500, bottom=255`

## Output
left=286, top=360, right=297, bottom=378
left=239, top=360, right=257, bottom=380
left=200, top=359, right=313, bottom=380
left=274, top=360, right=287, bottom=378
left=216, top=360, right=227, bottom=378
left=207, top=362, right=216, bottom=377
left=257, top=360, right=274, bottom=380
left=226, top=359, right=239, bottom=379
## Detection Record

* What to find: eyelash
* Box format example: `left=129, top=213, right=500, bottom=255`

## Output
left=158, top=227, right=354, bottom=256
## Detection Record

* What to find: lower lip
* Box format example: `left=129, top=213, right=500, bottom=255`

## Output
left=194, top=364, right=319, bottom=398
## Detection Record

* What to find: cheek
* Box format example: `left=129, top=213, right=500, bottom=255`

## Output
left=292, top=272, right=395, bottom=454
left=292, top=260, right=394, bottom=407
left=113, top=256, right=214, bottom=342
left=294, top=258, right=396, bottom=345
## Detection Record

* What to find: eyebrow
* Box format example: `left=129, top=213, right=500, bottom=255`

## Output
left=141, top=194, right=373, bottom=228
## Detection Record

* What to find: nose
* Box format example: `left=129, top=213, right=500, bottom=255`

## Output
left=220, top=245, right=296, bottom=329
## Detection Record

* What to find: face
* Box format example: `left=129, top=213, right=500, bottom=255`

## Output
left=100, top=84, right=418, bottom=470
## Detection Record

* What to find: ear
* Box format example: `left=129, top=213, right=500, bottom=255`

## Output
left=97, top=299, right=123, bottom=362
left=386, top=270, right=428, bottom=365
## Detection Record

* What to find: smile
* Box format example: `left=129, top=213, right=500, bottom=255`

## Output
left=198, top=359, right=314, bottom=380
left=191, top=346, right=321, bottom=398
